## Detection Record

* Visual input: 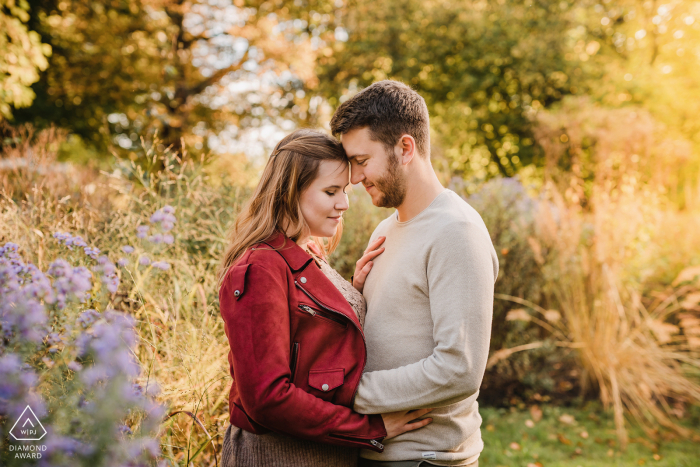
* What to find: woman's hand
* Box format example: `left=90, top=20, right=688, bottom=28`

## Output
left=353, top=236, right=386, bottom=293
left=380, top=408, right=434, bottom=440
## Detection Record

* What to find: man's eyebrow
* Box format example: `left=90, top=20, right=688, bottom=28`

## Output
left=347, top=153, right=371, bottom=160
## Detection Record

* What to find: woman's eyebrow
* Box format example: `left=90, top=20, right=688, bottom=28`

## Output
left=322, top=185, right=342, bottom=190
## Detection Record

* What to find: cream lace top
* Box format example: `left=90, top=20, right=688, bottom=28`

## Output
left=315, top=258, right=367, bottom=329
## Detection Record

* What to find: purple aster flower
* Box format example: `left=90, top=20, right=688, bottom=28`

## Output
left=149, top=211, right=165, bottom=223
left=121, top=245, right=134, bottom=254
left=67, top=361, right=82, bottom=372
left=92, top=257, right=119, bottom=293
left=162, top=234, right=174, bottom=244
left=148, top=234, right=163, bottom=244
left=136, top=226, right=149, bottom=238
left=139, top=256, right=151, bottom=266
left=117, top=257, right=128, bottom=267
left=148, top=207, right=177, bottom=232
left=66, top=236, right=88, bottom=250
left=104, top=275, right=119, bottom=293
left=84, top=247, right=100, bottom=259
left=151, top=261, right=171, bottom=271
left=52, top=232, right=70, bottom=242
left=76, top=309, right=101, bottom=328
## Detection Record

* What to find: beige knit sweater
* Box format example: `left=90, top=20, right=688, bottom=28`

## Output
left=354, top=189, right=499, bottom=466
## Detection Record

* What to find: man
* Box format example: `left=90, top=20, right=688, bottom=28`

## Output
left=330, top=80, right=499, bottom=467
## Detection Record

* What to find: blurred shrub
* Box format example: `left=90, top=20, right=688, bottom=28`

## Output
left=455, top=177, right=578, bottom=404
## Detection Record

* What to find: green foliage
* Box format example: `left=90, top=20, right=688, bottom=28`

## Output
left=11, top=0, right=342, bottom=154
left=0, top=0, right=51, bottom=118
left=318, top=0, right=594, bottom=178
left=12, top=0, right=170, bottom=150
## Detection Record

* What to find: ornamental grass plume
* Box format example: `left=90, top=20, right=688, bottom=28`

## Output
left=500, top=184, right=700, bottom=449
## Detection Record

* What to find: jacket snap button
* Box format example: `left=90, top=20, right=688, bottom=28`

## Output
left=234, top=290, right=240, bottom=297
left=321, top=383, right=329, bottom=391
left=300, top=277, right=307, bottom=283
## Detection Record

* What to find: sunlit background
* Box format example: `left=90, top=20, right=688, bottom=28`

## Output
left=1, top=1, right=700, bottom=466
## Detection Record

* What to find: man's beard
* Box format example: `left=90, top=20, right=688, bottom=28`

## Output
left=371, top=148, right=406, bottom=208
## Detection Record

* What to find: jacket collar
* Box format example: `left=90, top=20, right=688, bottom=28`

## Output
left=260, top=231, right=314, bottom=272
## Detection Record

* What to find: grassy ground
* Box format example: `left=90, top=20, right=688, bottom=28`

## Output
left=480, top=404, right=700, bottom=467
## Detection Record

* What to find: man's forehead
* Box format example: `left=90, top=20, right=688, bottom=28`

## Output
left=340, top=129, right=377, bottom=158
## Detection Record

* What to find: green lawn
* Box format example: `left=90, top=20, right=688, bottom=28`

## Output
left=479, top=404, right=699, bottom=467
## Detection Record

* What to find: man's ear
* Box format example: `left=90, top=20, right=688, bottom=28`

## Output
left=397, top=134, right=416, bottom=166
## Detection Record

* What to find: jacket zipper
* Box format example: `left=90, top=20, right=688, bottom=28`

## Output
left=295, top=281, right=368, bottom=406
left=298, top=304, right=347, bottom=327
left=290, top=342, right=299, bottom=381
left=328, top=433, right=384, bottom=450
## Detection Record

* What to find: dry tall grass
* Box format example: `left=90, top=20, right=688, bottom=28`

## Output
left=500, top=181, right=700, bottom=449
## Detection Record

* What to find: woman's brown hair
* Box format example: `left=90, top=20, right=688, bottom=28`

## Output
left=217, top=129, right=348, bottom=286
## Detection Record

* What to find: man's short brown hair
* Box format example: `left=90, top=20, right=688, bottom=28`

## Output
left=330, top=80, right=431, bottom=158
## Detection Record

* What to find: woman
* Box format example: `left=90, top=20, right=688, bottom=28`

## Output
left=217, top=129, right=432, bottom=466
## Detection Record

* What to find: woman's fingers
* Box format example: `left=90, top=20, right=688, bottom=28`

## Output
left=353, top=261, right=373, bottom=292
left=354, top=237, right=386, bottom=292
left=403, top=417, right=433, bottom=432
left=398, top=408, right=434, bottom=435
left=358, top=247, right=384, bottom=266
left=404, top=408, right=434, bottom=422
left=356, top=240, right=385, bottom=271
left=363, top=236, right=386, bottom=255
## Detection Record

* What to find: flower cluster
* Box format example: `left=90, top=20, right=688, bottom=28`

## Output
left=0, top=353, right=46, bottom=421
left=93, top=255, right=120, bottom=293
left=134, top=205, right=177, bottom=245
left=0, top=243, right=166, bottom=466
left=47, top=258, right=92, bottom=309
left=150, top=205, right=176, bottom=231
left=1, top=243, right=52, bottom=343
left=119, top=206, right=176, bottom=274
left=52, top=232, right=102, bottom=259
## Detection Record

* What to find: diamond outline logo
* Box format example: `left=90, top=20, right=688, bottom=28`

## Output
left=9, top=406, right=47, bottom=441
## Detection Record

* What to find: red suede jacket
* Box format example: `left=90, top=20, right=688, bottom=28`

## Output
left=219, top=232, right=387, bottom=452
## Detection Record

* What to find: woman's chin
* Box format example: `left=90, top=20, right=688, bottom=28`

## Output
left=310, top=227, right=338, bottom=239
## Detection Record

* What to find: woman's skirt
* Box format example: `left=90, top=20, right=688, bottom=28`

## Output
left=221, top=424, right=359, bottom=467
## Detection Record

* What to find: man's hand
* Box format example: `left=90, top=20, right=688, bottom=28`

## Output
left=381, top=408, right=434, bottom=439
left=353, top=236, right=386, bottom=293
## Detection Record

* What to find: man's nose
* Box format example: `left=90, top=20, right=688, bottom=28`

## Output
left=350, top=167, right=364, bottom=185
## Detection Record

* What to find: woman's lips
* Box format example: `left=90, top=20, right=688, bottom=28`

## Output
left=328, top=216, right=342, bottom=223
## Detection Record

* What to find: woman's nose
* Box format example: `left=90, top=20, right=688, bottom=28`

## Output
left=336, top=195, right=349, bottom=212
